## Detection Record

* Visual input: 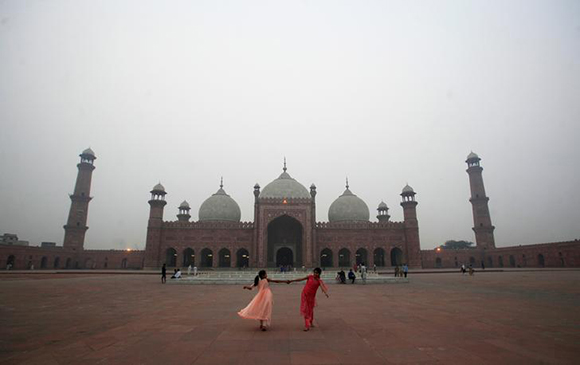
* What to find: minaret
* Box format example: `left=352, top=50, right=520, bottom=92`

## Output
left=63, top=148, right=96, bottom=252
left=144, top=183, right=167, bottom=268
left=466, top=152, right=496, bottom=249
left=177, top=200, right=191, bottom=222
left=252, top=182, right=260, bottom=267
left=400, top=184, right=422, bottom=268
left=377, top=201, right=390, bottom=222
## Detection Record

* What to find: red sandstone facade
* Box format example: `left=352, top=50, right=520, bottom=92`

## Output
left=1, top=149, right=579, bottom=270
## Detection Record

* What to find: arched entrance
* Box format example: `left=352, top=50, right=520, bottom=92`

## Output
left=267, top=215, right=303, bottom=267
left=509, top=255, right=516, bottom=267
left=487, top=256, right=493, bottom=268
left=390, top=247, right=403, bottom=266
left=54, top=257, right=60, bottom=269
left=338, top=248, right=350, bottom=267
left=219, top=248, right=231, bottom=267
left=538, top=254, right=545, bottom=267
left=356, top=248, right=368, bottom=266
left=435, top=257, right=442, bottom=268
left=65, top=258, right=72, bottom=269
left=498, top=256, right=504, bottom=267
left=41, top=256, right=48, bottom=269
left=320, top=248, right=333, bottom=268
left=121, top=258, right=128, bottom=269
left=237, top=249, right=249, bottom=268
left=183, top=248, right=195, bottom=267
left=6, top=255, right=15, bottom=269
left=201, top=248, right=213, bottom=267
left=166, top=248, right=177, bottom=267
left=373, top=248, right=385, bottom=267
left=276, top=247, right=293, bottom=267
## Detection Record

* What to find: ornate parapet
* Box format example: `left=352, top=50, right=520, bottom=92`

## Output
left=315, top=221, right=405, bottom=230
left=162, top=221, right=254, bottom=229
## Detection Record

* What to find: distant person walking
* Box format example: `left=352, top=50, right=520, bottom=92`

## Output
left=187, top=265, right=192, bottom=276
left=403, top=264, right=408, bottom=278
left=461, top=264, right=466, bottom=275
left=193, top=266, right=198, bottom=276
left=361, top=264, right=367, bottom=284
left=469, top=264, right=475, bottom=276
left=394, top=266, right=400, bottom=277
left=161, top=264, right=167, bottom=284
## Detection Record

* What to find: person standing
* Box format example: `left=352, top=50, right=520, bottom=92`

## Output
left=187, top=265, right=192, bottom=276
left=193, top=266, right=198, bottom=276
left=402, top=263, right=408, bottom=278
left=289, top=268, right=329, bottom=331
left=394, top=266, right=400, bottom=277
left=461, top=264, right=466, bottom=275
left=161, top=263, right=167, bottom=284
left=361, top=264, right=367, bottom=284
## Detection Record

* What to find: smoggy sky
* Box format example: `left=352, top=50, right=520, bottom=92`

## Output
left=1, top=0, right=579, bottom=250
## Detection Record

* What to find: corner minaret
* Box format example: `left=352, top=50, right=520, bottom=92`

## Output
left=144, top=183, right=167, bottom=268
left=63, top=148, right=96, bottom=251
left=466, top=152, right=496, bottom=249
left=400, top=184, right=422, bottom=268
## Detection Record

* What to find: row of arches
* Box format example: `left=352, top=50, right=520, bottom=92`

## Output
left=6, top=255, right=74, bottom=270
left=320, top=247, right=404, bottom=267
left=435, top=253, right=558, bottom=268
left=165, top=248, right=250, bottom=268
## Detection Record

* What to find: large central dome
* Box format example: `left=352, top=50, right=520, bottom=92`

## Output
left=259, top=164, right=311, bottom=200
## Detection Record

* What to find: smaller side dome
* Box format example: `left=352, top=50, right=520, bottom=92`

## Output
left=402, top=184, right=414, bottom=194
left=328, top=182, right=370, bottom=223
left=198, top=182, right=241, bottom=222
left=378, top=201, right=388, bottom=209
left=152, top=183, right=166, bottom=193
left=82, top=147, right=96, bottom=157
left=179, top=200, right=190, bottom=209
left=466, top=151, right=481, bottom=163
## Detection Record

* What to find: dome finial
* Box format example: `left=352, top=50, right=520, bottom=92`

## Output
left=346, top=176, right=349, bottom=190
left=220, top=176, right=223, bottom=189
left=283, top=157, right=287, bottom=172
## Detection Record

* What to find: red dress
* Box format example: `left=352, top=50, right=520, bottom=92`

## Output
left=300, top=275, right=327, bottom=328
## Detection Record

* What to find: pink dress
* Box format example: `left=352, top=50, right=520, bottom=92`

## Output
left=238, top=279, right=273, bottom=326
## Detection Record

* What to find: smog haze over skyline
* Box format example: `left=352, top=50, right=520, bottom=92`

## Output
left=1, top=0, right=579, bottom=250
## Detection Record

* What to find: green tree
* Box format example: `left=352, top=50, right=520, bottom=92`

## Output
left=441, top=240, right=475, bottom=250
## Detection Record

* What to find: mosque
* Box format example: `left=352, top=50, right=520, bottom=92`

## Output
left=144, top=159, right=421, bottom=270
left=1, top=149, right=579, bottom=270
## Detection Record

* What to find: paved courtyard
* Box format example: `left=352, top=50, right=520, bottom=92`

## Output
left=1, top=271, right=579, bottom=364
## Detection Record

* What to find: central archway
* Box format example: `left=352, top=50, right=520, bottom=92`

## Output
left=276, top=247, right=293, bottom=267
left=267, top=215, right=303, bottom=267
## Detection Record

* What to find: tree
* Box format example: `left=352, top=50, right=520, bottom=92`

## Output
left=441, top=240, right=475, bottom=250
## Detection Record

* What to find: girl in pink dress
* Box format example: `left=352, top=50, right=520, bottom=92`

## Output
left=289, top=267, right=329, bottom=331
left=238, top=270, right=288, bottom=331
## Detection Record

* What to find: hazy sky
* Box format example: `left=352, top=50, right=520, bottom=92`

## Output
left=1, top=0, right=579, bottom=250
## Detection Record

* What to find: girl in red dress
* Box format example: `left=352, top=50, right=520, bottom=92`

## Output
left=289, top=267, right=329, bottom=331
left=238, top=270, right=288, bottom=331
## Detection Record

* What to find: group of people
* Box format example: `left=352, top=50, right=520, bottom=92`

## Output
left=394, top=264, right=409, bottom=278
left=461, top=264, right=475, bottom=276
left=160, top=264, right=198, bottom=283
left=335, top=263, right=369, bottom=284
left=238, top=268, right=329, bottom=332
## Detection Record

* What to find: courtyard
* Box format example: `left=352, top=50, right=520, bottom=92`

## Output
left=0, top=270, right=579, bottom=364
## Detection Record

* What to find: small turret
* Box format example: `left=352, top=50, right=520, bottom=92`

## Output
left=377, top=201, right=390, bottom=222
left=177, top=200, right=191, bottom=222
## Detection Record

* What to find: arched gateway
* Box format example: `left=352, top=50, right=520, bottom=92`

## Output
left=267, top=215, right=303, bottom=267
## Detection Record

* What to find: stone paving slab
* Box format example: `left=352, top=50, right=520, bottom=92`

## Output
left=0, top=271, right=579, bottom=364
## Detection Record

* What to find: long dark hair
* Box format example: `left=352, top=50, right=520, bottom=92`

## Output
left=254, top=270, right=267, bottom=286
